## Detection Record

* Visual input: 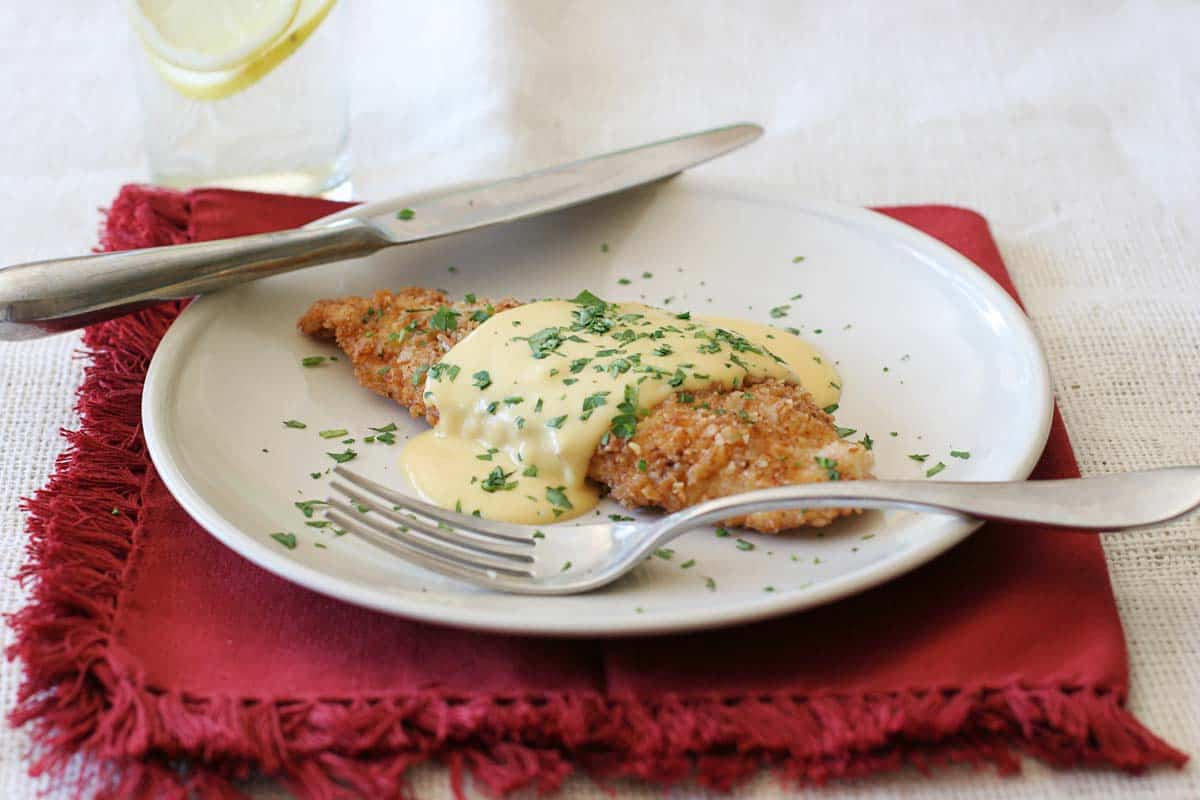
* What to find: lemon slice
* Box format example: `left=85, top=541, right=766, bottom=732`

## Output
left=131, top=0, right=300, bottom=72
left=134, top=0, right=339, bottom=101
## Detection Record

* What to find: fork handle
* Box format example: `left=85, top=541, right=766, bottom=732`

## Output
left=666, top=466, right=1200, bottom=533
left=0, top=217, right=390, bottom=341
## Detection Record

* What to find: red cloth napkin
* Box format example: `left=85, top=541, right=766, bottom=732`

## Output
left=9, top=185, right=1186, bottom=800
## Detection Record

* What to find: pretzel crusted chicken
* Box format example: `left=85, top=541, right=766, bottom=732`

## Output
left=299, top=288, right=873, bottom=532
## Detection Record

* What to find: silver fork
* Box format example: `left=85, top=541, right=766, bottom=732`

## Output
left=324, top=465, right=1200, bottom=595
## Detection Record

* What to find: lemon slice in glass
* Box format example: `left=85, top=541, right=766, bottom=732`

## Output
left=131, top=0, right=338, bottom=101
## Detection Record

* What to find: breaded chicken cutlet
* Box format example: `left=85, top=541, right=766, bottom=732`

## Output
left=299, top=288, right=873, bottom=532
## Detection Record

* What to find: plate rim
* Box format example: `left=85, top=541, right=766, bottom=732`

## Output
left=143, top=176, right=1053, bottom=637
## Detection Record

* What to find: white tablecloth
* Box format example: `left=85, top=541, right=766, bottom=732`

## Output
left=1, top=1, right=1196, bottom=797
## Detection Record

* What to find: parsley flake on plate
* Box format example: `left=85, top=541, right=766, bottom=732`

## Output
left=270, top=532, right=297, bottom=549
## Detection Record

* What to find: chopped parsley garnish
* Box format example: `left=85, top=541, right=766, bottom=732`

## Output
left=680, top=559, right=696, bottom=569
left=465, top=293, right=477, bottom=303
left=270, top=532, right=297, bottom=549
left=546, top=486, right=573, bottom=510
left=468, top=305, right=493, bottom=322
left=859, top=433, right=874, bottom=450
left=522, top=465, right=539, bottom=477
left=319, top=428, right=348, bottom=439
left=546, top=415, right=567, bottom=429
left=769, top=305, right=790, bottom=319
left=396, top=207, right=415, bottom=220
left=617, top=277, right=632, bottom=285
left=715, top=525, right=730, bottom=538
left=792, top=256, right=805, bottom=263
left=294, top=500, right=328, bottom=518
left=735, top=538, right=755, bottom=551
left=282, top=419, right=307, bottom=429
left=301, top=356, right=328, bottom=367
left=534, top=398, right=544, bottom=413
left=950, top=450, right=971, bottom=459
left=411, top=365, right=429, bottom=387
left=327, top=449, right=357, bottom=463
left=480, top=467, right=518, bottom=493
left=523, top=326, right=563, bottom=358
left=429, top=306, right=460, bottom=331
left=532, top=530, right=545, bottom=539
left=654, top=548, right=675, bottom=560
left=561, top=561, right=572, bottom=572
left=428, top=363, right=460, bottom=381
left=704, top=576, right=717, bottom=590
left=472, top=370, right=492, bottom=389
left=609, top=384, right=639, bottom=439
left=609, top=514, right=635, bottom=522
left=815, top=456, right=840, bottom=480
left=926, top=462, right=947, bottom=478
left=580, top=391, right=610, bottom=419
left=636, top=459, right=648, bottom=473
left=834, top=426, right=856, bottom=438
left=908, top=453, right=929, bottom=462
left=641, top=271, right=653, bottom=279
left=822, top=403, right=839, bottom=414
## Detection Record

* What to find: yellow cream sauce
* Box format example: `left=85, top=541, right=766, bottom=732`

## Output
left=400, top=295, right=839, bottom=523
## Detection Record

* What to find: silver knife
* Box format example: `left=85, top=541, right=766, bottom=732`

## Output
left=0, top=123, right=761, bottom=340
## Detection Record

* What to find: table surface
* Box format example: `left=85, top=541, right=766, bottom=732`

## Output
left=1, top=1, right=1196, bottom=798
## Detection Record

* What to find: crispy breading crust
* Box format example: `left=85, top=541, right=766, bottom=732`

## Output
left=299, top=289, right=874, bottom=532
left=588, top=377, right=872, bottom=532
left=298, top=288, right=520, bottom=424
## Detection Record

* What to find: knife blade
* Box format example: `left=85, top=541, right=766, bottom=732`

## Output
left=0, top=123, right=762, bottom=340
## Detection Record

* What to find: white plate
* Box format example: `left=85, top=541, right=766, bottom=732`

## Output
left=144, top=175, right=1052, bottom=636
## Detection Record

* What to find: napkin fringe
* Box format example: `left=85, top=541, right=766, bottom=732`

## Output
left=6, top=185, right=1186, bottom=799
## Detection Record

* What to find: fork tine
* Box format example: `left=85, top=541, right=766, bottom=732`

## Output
left=327, top=510, right=533, bottom=585
left=331, top=466, right=536, bottom=544
left=325, top=497, right=536, bottom=576
left=329, top=481, right=535, bottom=561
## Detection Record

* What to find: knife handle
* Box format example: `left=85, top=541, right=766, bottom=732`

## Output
left=0, top=217, right=390, bottom=341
